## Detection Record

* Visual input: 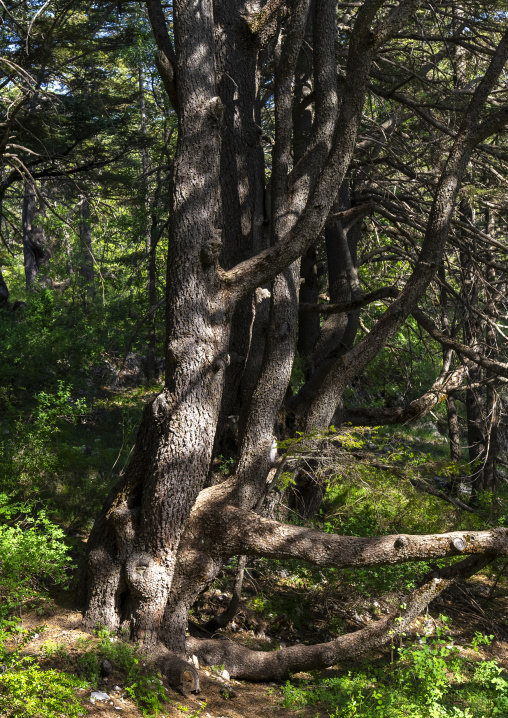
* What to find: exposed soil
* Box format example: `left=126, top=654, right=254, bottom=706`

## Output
left=11, top=566, right=508, bottom=718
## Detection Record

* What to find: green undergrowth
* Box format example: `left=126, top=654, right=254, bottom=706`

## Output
left=0, top=626, right=87, bottom=718
left=0, top=623, right=169, bottom=717
left=75, top=627, right=167, bottom=714
left=281, top=622, right=508, bottom=717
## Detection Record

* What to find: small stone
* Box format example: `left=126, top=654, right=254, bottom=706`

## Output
left=90, top=691, right=110, bottom=704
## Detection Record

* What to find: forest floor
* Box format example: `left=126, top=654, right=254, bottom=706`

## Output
left=13, top=564, right=508, bottom=718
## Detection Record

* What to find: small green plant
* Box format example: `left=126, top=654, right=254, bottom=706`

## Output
left=279, top=624, right=508, bottom=718
left=176, top=701, right=207, bottom=717
left=77, top=629, right=168, bottom=715
left=40, top=641, right=70, bottom=661
left=217, top=454, right=236, bottom=475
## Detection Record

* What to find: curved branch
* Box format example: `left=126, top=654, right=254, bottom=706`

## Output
left=187, top=554, right=493, bottom=680
left=300, top=285, right=399, bottom=314
left=343, top=364, right=467, bottom=426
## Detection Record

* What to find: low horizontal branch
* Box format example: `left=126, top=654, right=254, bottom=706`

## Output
left=221, top=506, right=508, bottom=568
left=299, top=285, right=399, bottom=314
left=187, top=553, right=492, bottom=680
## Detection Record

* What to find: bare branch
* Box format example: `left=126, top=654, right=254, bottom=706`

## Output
left=344, top=364, right=467, bottom=426
left=221, top=505, right=508, bottom=567
left=300, top=285, right=399, bottom=314
left=413, top=309, right=508, bottom=380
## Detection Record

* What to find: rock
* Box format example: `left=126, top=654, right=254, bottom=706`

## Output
left=101, top=659, right=113, bottom=676
left=90, top=691, right=111, bottom=704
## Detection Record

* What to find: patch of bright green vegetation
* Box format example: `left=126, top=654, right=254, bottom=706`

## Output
left=0, top=626, right=87, bottom=718
left=280, top=623, right=508, bottom=717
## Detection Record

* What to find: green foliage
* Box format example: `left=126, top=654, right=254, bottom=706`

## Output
left=0, top=658, right=87, bottom=718
left=0, top=624, right=86, bottom=718
left=280, top=627, right=508, bottom=717
left=0, top=380, right=87, bottom=500
left=0, top=499, right=74, bottom=618
left=83, top=628, right=167, bottom=716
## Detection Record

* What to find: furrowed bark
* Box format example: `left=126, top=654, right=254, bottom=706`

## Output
left=84, top=0, right=227, bottom=651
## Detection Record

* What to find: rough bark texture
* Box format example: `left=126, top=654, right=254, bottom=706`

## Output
left=82, top=4, right=508, bottom=684
left=84, top=0, right=227, bottom=652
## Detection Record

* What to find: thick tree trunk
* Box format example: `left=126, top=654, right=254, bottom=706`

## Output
left=84, top=0, right=227, bottom=652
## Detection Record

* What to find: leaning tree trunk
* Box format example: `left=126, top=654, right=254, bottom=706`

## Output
left=79, top=196, right=95, bottom=297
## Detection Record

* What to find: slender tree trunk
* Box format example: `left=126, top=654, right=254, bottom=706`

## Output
left=438, top=262, right=462, bottom=464
left=22, top=181, right=49, bottom=287
left=79, top=196, right=95, bottom=297
left=211, top=0, right=266, bottom=454
left=0, top=269, right=8, bottom=304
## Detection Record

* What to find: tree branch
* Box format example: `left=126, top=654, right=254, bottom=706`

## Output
left=412, top=309, right=508, bottom=379
left=343, top=364, right=467, bottom=425
left=146, top=0, right=178, bottom=111
left=187, top=554, right=494, bottom=679
left=221, top=505, right=508, bottom=567
left=300, top=285, right=399, bottom=314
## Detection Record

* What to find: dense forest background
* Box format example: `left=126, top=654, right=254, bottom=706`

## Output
left=3, top=1, right=508, bottom=717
